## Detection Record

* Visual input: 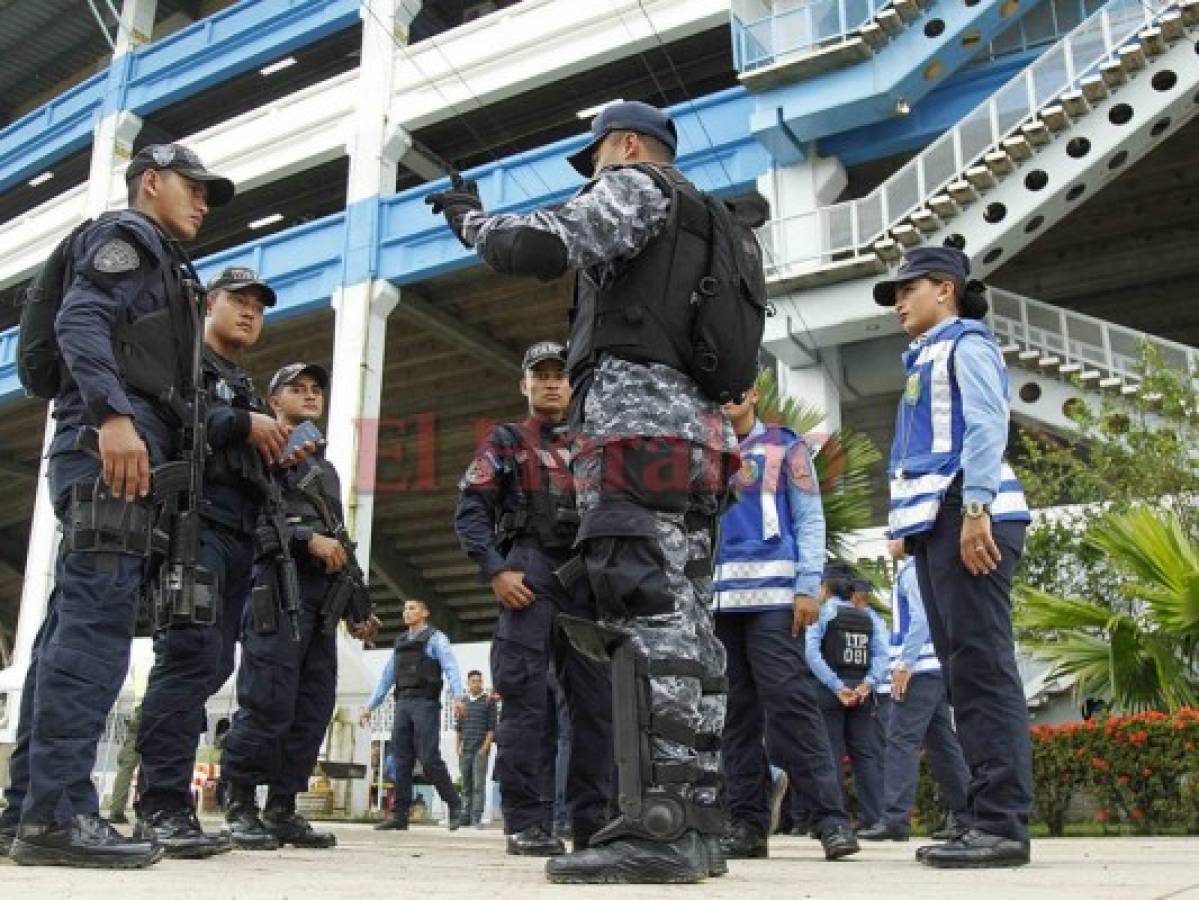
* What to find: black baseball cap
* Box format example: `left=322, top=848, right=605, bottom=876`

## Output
left=207, top=266, right=277, bottom=307
left=125, top=143, right=235, bottom=207
left=269, top=362, right=329, bottom=396
left=873, top=246, right=970, bottom=307
left=567, top=101, right=678, bottom=178
left=522, top=341, right=567, bottom=371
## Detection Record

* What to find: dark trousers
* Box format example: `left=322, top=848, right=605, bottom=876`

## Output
left=492, top=638, right=557, bottom=833
left=0, top=615, right=46, bottom=827
left=816, top=682, right=885, bottom=827
left=489, top=543, right=613, bottom=836
left=458, top=746, right=488, bottom=824
left=221, top=571, right=337, bottom=796
left=912, top=500, right=1031, bottom=843
left=136, top=521, right=253, bottom=812
left=18, top=450, right=148, bottom=826
left=878, top=675, right=970, bottom=831
left=391, top=696, right=458, bottom=818
left=717, top=609, right=849, bottom=835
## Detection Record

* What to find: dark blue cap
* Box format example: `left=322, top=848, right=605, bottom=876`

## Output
left=567, top=101, right=677, bottom=178
left=822, top=561, right=857, bottom=582
left=873, top=245, right=971, bottom=306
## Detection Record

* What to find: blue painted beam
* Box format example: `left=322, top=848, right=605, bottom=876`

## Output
left=821, top=51, right=1038, bottom=165
left=0, top=0, right=359, bottom=197
left=0, top=73, right=105, bottom=193
left=122, top=0, right=361, bottom=116
left=0, top=88, right=770, bottom=406
left=751, top=0, right=1042, bottom=163
left=374, top=88, right=773, bottom=287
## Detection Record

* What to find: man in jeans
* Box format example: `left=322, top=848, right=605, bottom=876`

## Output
left=456, top=670, right=497, bottom=827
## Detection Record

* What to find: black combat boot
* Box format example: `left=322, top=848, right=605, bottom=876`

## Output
left=224, top=783, right=279, bottom=851
left=819, top=823, right=861, bottom=860
left=0, top=819, right=17, bottom=856
left=133, top=806, right=233, bottom=859
left=506, top=824, right=566, bottom=856
left=545, top=828, right=709, bottom=884
left=263, top=794, right=336, bottom=849
left=719, top=820, right=768, bottom=859
left=11, top=814, right=164, bottom=869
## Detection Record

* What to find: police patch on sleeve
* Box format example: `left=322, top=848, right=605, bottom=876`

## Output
left=464, top=458, right=495, bottom=486
left=92, top=238, right=141, bottom=274
left=788, top=447, right=816, bottom=492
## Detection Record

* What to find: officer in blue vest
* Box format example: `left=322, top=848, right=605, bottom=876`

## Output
left=713, top=385, right=860, bottom=862
left=875, top=242, right=1033, bottom=867
left=804, top=563, right=889, bottom=830
left=3, top=144, right=233, bottom=869
left=858, top=540, right=970, bottom=841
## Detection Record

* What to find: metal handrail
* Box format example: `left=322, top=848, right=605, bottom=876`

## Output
left=732, top=0, right=889, bottom=71
left=759, top=0, right=1170, bottom=276
left=985, top=286, right=1199, bottom=382
left=974, top=0, right=1110, bottom=66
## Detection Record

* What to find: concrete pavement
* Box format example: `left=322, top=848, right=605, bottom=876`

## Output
left=2, top=823, right=1198, bottom=899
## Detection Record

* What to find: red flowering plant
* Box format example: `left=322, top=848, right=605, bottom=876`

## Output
left=1030, top=708, right=1199, bottom=834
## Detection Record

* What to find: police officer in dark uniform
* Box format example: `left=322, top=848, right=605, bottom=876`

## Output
left=805, top=563, right=889, bottom=829
left=220, top=362, right=380, bottom=850
left=453, top=341, right=613, bottom=857
left=133, top=266, right=298, bottom=858
left=3, top=144, right=233, bottom=868
left=361, top=599, right=465, bottom=831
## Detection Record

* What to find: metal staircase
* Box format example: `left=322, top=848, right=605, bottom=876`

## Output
left=986, top=286, right=1199, bottom=431
left=760, top=0, right=1199, bottom=292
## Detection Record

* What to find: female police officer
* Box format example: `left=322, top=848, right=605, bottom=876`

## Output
left=874, top=241, right=1032, bottom=869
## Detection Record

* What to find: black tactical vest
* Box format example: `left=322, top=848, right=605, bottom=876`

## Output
left=284, top=455, right=342, bottom=532
left=565, top=163, right=711, bottom=396
left=821, top=604, right=875, bottom=680
left=394, top=629, right=443, bottom=700
left=495, top=420, right=579, bottom=552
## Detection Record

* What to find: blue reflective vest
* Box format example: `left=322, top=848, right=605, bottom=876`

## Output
left=888, top=318, right=1030, bottom=537
left=713, top=424, right=800, bottom=611
left=889, top=559, right=940, bottom=676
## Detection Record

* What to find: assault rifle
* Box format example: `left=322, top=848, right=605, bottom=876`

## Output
left=296, top=465, right=373, bottom=636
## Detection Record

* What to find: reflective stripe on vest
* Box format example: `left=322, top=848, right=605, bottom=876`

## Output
left=713, top=424, right=800, bottom=612
left=887, top=319, right=1030, bottom=537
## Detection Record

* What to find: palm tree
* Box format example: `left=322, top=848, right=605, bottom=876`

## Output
left=753, top=367, right=882, bottom=558
left=1016, top=506, right=1199, bottom=712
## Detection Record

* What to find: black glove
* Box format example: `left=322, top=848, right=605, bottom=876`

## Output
left=425, top=173, right=483, bottom=248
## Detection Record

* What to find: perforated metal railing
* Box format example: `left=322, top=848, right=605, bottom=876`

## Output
left=759, top=0, right=1171, bottom=277
left=986, top=286, right=1199, bottom=383
left=732, top=0, right=890, bottom=71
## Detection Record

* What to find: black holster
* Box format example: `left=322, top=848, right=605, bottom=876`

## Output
left=62, top=478, right=153, bottom=556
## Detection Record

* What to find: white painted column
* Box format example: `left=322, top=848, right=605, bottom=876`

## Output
left=779, top=348, right=842, bottom=434
left=761, top=155, right=846, bottom=434
left=5, top=0, right=157, bottom=737
left=326, top=0, right=419, bottom=818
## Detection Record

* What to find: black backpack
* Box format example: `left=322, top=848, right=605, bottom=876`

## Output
left=16, top=217, right=94, bottom=399
left=687, top=192, right=769, bottom=404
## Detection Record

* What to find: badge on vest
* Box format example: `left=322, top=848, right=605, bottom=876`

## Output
left=736, top=456, right=761, bottom=487
left=904, top=372, right=922, bottom=406
left=213, top=378, right=234, bottom=403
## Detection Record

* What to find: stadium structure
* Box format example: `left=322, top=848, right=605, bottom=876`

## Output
left=0, top=0, right=1196, bottom=813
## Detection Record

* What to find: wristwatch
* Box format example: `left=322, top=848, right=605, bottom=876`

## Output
left=963, top=500, right=991, bottom=519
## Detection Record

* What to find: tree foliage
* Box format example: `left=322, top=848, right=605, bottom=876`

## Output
left=753, top=367, right=882, bottom=559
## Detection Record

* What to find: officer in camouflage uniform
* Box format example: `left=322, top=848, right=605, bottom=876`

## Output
left=428, top=101, right=736, bottom=885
